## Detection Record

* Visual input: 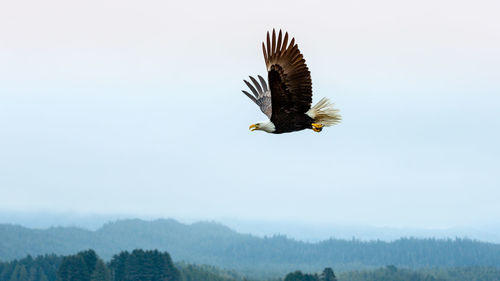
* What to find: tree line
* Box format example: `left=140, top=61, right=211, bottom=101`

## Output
left=0, top=249, right=180, bottom=281
left=0, top=249, right=251, bottom=281
left=2, top=250, right=500, bottom=281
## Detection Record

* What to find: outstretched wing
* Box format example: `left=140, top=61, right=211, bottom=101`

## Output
left=263, top=29, right=312, bottom=117
left=242, top=75, right=272, bottom=118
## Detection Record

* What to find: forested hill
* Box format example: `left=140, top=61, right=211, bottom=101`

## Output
left=2, top=219, right=500, bottom=275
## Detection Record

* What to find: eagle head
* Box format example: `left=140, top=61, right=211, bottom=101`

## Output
left=249, top=121, right=276, bottom=133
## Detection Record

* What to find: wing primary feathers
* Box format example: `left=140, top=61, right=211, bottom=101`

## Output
left=282, top=32, right=289, bottom=55
left=262, top=42, right=267, bottom=63
left=271, top=29, right=276, bottom=57
left=249, top=76, right=263, bottom=93
left=276, top=30, right=282, bottom=56
left=266, top=32, right=271, bottom=59
left=258, top=75, right=268, bottom=92
left=242, top=90, right=257, bottom=103
left=243, top=80, right=259, bottom=98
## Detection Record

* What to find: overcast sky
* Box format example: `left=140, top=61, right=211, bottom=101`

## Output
left=1, top=0, right=499, bottom=229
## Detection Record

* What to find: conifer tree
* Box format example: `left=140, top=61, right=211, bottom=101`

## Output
left=90, top=260, right=110, bottom=281
left=320, top=268, right=337, bottom=281
left=10, top=264, right=28, bottom=281
left=57, top=255, right=88, bottom=281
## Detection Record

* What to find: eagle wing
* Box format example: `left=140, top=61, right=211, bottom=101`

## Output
left=263, top=29, right=312, bottom=117
left=242, top=75, right=272, bottom=118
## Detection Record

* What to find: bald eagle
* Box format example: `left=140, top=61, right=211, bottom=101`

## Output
left=242, top=29, right=341, bottom=134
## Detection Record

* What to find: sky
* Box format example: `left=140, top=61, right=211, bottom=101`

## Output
left=1, top=0, right=499, bottom=230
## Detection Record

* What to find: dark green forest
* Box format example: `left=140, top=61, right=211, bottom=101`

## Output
left=2, top=219, right=500, bottom=278
left=1, top=250, right=500, bottom=281
left=0, top=250, right=221, bottom=281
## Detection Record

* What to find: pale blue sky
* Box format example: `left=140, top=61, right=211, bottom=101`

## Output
left=1, top=0, right=499, bottom=229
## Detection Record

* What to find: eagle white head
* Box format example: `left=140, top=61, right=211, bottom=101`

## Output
left=249, top=121, right=276, bottom=133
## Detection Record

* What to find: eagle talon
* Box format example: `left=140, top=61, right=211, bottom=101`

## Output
left=312, top=127, right=322, bottom=132
left=312, top=123, right=323, bottom=130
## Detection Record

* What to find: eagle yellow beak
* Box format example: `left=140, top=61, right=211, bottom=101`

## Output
left=249, top=124, right=257, bottom=131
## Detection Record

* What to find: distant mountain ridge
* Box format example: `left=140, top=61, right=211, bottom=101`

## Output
left=2, top=219, right=500, bottom=277
left=3, top=212, right=500, bottom=243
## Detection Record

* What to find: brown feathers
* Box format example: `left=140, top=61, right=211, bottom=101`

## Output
left=263, top=29, right=313, bottom=115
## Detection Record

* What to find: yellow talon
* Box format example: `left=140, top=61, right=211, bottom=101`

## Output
left=312, top=123, right=323, bottom=132
left=312, top=123, right=323, bottom=129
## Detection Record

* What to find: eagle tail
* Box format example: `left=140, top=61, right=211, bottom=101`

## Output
left=306, top=97, right=341, bottom=126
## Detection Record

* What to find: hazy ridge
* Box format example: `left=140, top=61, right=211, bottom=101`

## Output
left=2, top=212, right=500, bottom=243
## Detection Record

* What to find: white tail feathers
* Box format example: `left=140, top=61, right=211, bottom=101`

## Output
left=306, top=97, right=341, bottom=126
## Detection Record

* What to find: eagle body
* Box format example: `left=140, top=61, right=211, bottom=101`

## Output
left=243, top=29, right=341, bottom=134
left=271, top=113, right=314, bottom=134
